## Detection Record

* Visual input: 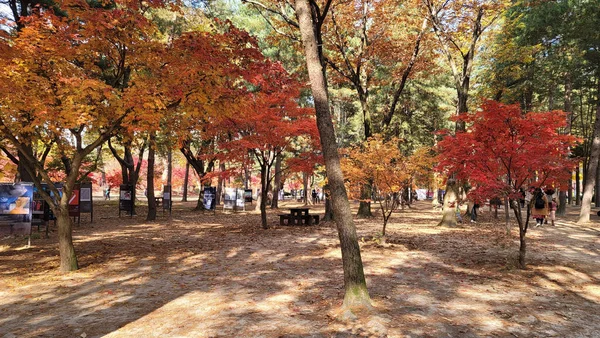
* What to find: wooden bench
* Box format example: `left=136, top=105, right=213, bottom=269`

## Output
left=279, top=214, right=319, bottom=226
left=279, top=214, right=291, bottom=225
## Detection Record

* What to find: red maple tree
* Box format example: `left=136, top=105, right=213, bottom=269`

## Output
left=436, top=100, right=578, bottom=268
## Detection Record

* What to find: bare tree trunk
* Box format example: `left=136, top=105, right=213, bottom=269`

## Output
left=357, top=182, right=373, bottom=217
left=271, top=153, right=282, bottom=209
left=167, top=147, right=172, bottom=187
left=182, top=162, right=190, bottom=202
left=260, top=164, right=269, bottom=229
left=576, top=164, right=581, bottom=206
left=437, top=179, right=458, bottom=227
left=578, top=80, right=600, bottom=223
left=147, top=133, right=157, bottom=221
left=56, top=205, right=78, bottom=272
left=216, top=162, right=225, bottom=205
left=595, top=158, right=600, bottom=208
left=295, top=0, right=370, bottom=311
left=504, top=197, right=510, bottom=234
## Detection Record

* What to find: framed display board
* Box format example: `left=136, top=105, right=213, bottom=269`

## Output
left=0, top=183, right=34, bottom=236
left=203, top=187, right=216, bottom=211
left=162, top=185, right=172, bottom=214
left=119, top=184, right=134, bottom=217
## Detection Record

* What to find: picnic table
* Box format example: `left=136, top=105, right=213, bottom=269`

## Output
left=279, top=208, right=319, bottom=226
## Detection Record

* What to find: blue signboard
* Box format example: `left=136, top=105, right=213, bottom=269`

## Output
left=0, top=183, right=34, bottom=235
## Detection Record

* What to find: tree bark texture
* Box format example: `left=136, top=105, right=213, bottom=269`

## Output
left=576, top=164, right=581, bottom=205
left=260, top=164, right=269, bottom=229
left=295, top=0, right=370, bottom=309
left=437, top=179, right=458, bottom=227
left=56, top=205, right=78, bottom=272
left=271, top=153, right=282, bottom=209
left=578, top=80, right=600, bottom=223
left=146, top=133, right=157, bottom=221
left=182, top=162, right=190, bottom=202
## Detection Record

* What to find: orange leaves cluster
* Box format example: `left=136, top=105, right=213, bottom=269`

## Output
left=342, top=135, right=410, bottom=199
left=436, top=100, right=579, bottom=201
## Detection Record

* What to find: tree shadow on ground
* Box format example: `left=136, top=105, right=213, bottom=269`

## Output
left=0, top=200, right=599, bottom=337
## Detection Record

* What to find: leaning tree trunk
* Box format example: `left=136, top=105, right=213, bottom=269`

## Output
left=295, top=0, right=371, bottom=311
left=578, top=81, right=600, bottom=223
left=16, top=144, right=35, bottom=182
left=146, top=133, right=157, bottom=221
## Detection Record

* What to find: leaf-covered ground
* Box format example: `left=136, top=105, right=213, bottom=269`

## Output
left=1, top=199, right=599, bottom=337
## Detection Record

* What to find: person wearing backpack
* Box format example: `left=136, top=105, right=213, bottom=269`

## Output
left=530, top=187, right=548, bottom=227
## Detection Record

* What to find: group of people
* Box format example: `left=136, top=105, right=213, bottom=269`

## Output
left=452, top=186, right=558, bottom=226
left=528, top=187, right=558, bottom=227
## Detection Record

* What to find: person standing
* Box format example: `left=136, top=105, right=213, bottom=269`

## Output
left=471, top=202, right=480, bottom=223
left=530, top=187, right=548, bottom=227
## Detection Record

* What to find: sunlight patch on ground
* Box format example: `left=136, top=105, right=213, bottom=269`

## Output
left=103, top=289, right=315, bottom=338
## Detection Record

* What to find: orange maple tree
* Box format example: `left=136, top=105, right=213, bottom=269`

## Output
left=0, top=0, right=173, bottom=271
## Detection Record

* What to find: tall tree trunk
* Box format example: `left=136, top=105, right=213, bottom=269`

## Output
left=595, top=159, right=600, bottom=208
left=295, top=0, right=370, bottom=310
left=147, top=133, right=157, bottom=221
left=578, top=80, right=600, bottom=223
left=216, top=162, right=225, bottom=205
left=560, top=77, right=573, bottom=213
left=182, top=161, right=190, bottom=202
left=271, top=153, right=282, bottom=209
left=576, top=164, right=581, bottom=206
left=167, top=147, right=172, bottom=187
left=260, top=164, right=269, bottom=229
left=303, top=171, right=309, bottom=205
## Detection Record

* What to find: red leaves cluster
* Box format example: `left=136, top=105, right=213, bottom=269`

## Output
left=436, top=100, right=579, bottom=201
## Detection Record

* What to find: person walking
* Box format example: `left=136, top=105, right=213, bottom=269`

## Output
left=530, top=187, right=548, bottom=227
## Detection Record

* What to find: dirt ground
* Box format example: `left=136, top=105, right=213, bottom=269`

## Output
left=1, top=199, right=599, bottom=338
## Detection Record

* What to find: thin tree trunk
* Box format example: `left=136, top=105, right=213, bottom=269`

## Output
left=260, top=164, right=269, bottom=229
left=167, top=147, right=172, bottom=187
left=295, top=0, right=370, bottom=310
left=559, top=80, right=572, bottom=214
left=504, top=197, right=510, bottom=234
left=271, top=153, right=282, bottom=208
left=323, top=184, right=334, bottom=222
left=576, top=164, right=581, bottom=206
left=578, top=80, right=600, bottom=223
left=147, top=133, right=157, bottom=221
left=182, top=162, right=190, bottom=202
left=216, top=162, right=225, bottom=205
